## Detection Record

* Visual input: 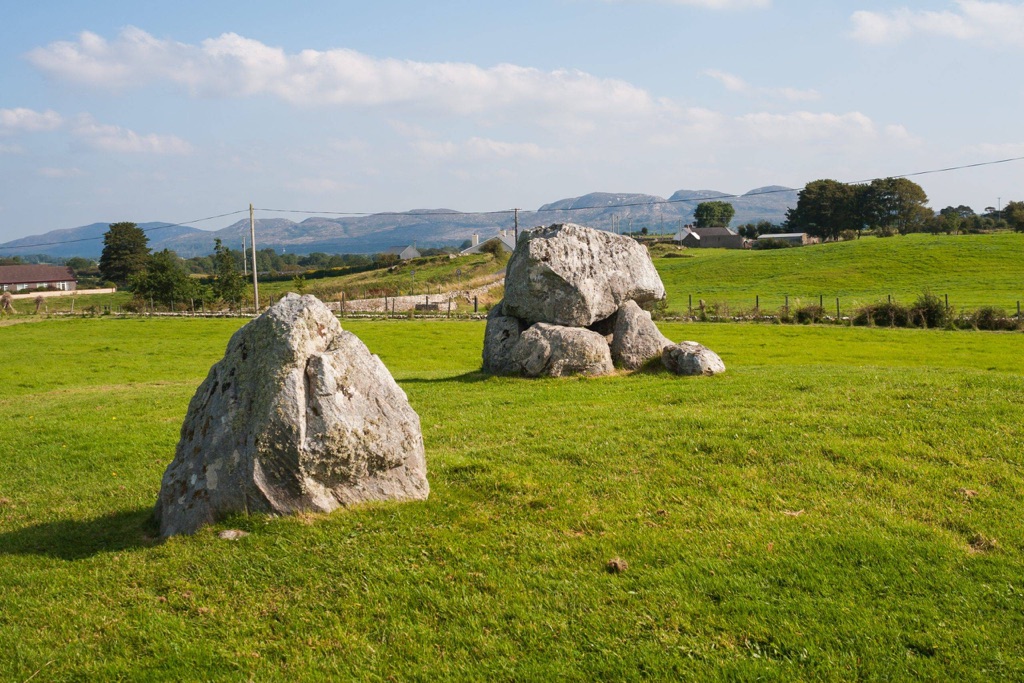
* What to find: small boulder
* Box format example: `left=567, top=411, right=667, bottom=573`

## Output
left=503, top=223, right=666, bottom=327
left=662, top=341, right=726, bottom=376
left=481, top=301, right=527, bottom=375
left=155, top=293, right=429, bottom=538
left=610, top=300, right=673, bottom=370
left=510, top=323, right=614, bottom=378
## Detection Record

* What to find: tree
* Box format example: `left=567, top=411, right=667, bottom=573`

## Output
left=784, top=179, right=860, bottom=240
left=1003, top=200, right=1024, bottom=232
left=694, top=201, right=735, bottom=228
left=860, top=178, right=931, bottom=234
left=99, top=222, right=150, bottom=286
left=65, top=256, right=97, bottom=275
left=211, top=239, right=247, bottom=306
left=130, top=250, right=203, bottom=308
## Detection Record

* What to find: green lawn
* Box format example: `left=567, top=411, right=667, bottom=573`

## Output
left=655, top=232, right=1024, bottom=313
left=1, top=318, right=1023, bottom=680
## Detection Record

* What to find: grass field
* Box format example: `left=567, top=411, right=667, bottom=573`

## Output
left=654, top=232, right=1024, bottom=313
left=1, top=317, right=1022, bottom=680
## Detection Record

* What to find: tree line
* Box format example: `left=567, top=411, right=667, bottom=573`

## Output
left=686, top=180, right=1024, bottom=240
left=729, top=178, right=1024, bottom=240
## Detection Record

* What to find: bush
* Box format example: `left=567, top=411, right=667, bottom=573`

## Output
left=794, top=304, right=825, bottom=324
left=910, top=292, right=949, bottom=329
left=839, top=230, right=858, bottom=241
left=876, top=226, right=899, bottom=238
left=853, top=301, right=912, bottom=327
left=643, top=298, right=669, bottom=321
left=971, top=306, right=1017, bottom=331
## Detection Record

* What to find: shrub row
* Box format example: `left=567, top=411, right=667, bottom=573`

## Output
left=658, top=293, right=1022, bottom=331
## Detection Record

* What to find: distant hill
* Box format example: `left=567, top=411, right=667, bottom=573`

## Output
left=0, top=222, right=203, bottom=259
left=0, top=186, right=799, bottom=259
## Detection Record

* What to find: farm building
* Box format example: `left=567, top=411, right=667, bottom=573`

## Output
left=460, top=231, right=517, bottom=255
left=0, top=264, right=77, bottom=292
left=382, top=245, right=421, bottom=261
left=755, top=233, right=819, bottom=246
left=674, top=226, right=746, bottom=249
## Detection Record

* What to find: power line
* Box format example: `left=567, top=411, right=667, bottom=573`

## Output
left=4, top=154, right=1023, bottom=253
left=255, top=155, right=1024, bottom=218
left=254, top=207, right=513, bottom=217
left=851, top=155, right=1024, bottom=184
left=2, top=209, right=249, bottom=251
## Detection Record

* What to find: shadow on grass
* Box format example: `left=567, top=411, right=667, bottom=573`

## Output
left=399, top=370, right=493, bottom=384
left=0, top=506, right=159, bottom=560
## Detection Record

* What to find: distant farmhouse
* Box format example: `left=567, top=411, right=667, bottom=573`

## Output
left=674, top=226, right=746, bottom=249
left=0, top=264, right=77, bottom=292
left=382, top=245, right=421, bottom=261
left=460, top=230, right=517, bottom=255
left=755, top=233, right=819, bottom=246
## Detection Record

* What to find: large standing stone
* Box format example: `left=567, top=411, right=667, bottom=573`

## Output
left=155, top=294, right=428, bottom=538
left=481, top=301, right=527, bottom=375
left=662, top=341, right=726, bottom=376
left=503, top=223, right=666, bottom=327
left=610, top=300, right=674, bottom=370
left=510, top=323, right=615, bottom=378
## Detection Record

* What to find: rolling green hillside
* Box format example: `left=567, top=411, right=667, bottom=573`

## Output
left=654, top=232, right=1024, bottom=313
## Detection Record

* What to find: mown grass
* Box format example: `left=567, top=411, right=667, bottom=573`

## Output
left=1, top=318, right=1023, bottom=680
left=655, top=232, right=1024, bottom=312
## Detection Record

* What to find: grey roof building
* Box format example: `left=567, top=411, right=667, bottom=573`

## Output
left=674, top=226, right=745, bottom=249
left=382, top=245, right=421, bottom=260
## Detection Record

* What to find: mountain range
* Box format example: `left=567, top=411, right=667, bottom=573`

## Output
left=0, top=186, right=798, bottom=259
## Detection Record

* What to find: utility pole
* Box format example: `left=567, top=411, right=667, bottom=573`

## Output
left=514, top=208, right=519, bottom=242
left=249, top=203, right=259, bottom=313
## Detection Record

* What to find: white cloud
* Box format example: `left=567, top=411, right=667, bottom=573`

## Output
left=851, top=1, right=1024, bottom=47
left=411, top=136, right=555, bottom=162
left=737, top=111, right=877, bottom=141
left=27, top=27, right=657, bottom=128
left=37, top=167, right=84, bottom=178
left=968, top=141, right=1024, bottom=156
left=0, top=107, right=63, bottom=134
left=703, top=69, right=819, bottom=101
left=70, top=115, right=193, bottom=154
left=0, top=143, right=24, bottom=154
left=703, top=69, right=748, bottom=92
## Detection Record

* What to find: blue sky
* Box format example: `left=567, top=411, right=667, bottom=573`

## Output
left=1, top=0, right=1022, bottom=242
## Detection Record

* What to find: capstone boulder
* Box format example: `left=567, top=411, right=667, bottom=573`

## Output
left=503, top=223, right=666, bottom=327
left=155, top=293, right=428, bottom=537
left=662, top=341, right=726, bottom=376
